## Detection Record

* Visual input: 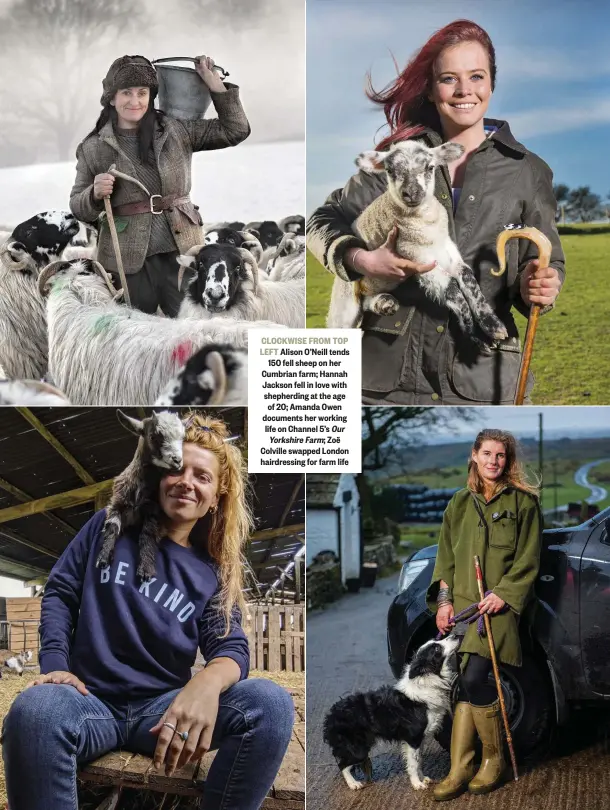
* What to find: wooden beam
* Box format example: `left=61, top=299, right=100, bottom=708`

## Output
left=16, top=408, right=96, bottom=485
left=278, top=475, right=304, bottom=528
left=0, top=525, right=59, bottom=559
left=249, top=523, right=304, bottom=543
left=0, top=476, right=76, bottom=536
left=0, top=480, right=114, bottom=524
left=0, top=552, right=49, bottom=579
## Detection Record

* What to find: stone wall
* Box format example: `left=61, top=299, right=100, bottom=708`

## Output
left=306, top=561, right=342, bottom=610
left=363, top=535, right=397, bottom=570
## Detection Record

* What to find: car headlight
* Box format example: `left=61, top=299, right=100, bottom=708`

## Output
left=397, top=559, right=429, bottom=594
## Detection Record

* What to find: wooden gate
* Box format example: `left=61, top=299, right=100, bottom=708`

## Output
left=244, top=604, right=304, bottom=672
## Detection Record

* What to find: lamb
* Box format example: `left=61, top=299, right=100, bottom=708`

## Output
left=266, top=233, right=305, bottom=281
left=177, top=243, right=305, bottom=328
left=0, top=211, right=81, bottom=380
left=37, top=258, right=282, bottom=406
left=96, top=410, right=184, bottom=581
left=155, top=344, right=248, bottom=406
left=0, top=379, right=71, bottom=405
left=326, top=141, right=508, bottom=344
left=0, top=649, right=33, bottom=677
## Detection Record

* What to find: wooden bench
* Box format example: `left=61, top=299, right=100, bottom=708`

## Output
left=79, top=689, right=305, bottom=809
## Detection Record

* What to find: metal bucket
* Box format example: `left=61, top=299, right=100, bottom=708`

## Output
left=152, top=57, right=229, bottom=121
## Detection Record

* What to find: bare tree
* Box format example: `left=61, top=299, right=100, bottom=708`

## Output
left=0, top=0, right=144, bottom=162
left=180, top=0, right=274, bottom=25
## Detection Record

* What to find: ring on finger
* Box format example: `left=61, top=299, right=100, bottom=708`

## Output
left=177, top=729, right=189, bottom=742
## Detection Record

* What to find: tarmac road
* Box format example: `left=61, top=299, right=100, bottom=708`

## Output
left=307, top=573, right=610, bottom=810
left=574, top=458, right=610, bottom=504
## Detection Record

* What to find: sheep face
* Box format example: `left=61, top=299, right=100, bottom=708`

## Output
left=179, top=244, right=255, bottom=314
left=10, top=210, right=81, bottom=269
left=248, top=220, right=283, bottom=249
left=155, top=344, right=248, bottom=406
left=356, top=141, right=464, bottom=208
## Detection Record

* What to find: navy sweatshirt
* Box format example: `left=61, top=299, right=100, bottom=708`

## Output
left=39, top=509, right=250, bottom=700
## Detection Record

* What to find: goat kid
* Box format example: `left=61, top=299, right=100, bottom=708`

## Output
left=97, top=410, right=184, bottom=581
left=0, top=649, right=33, bottom=677
left=327, top=141, right=508, bottom=345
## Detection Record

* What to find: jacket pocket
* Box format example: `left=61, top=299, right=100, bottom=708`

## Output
left=361, top=305, right=415, bottom=392
left=450, top=341, right=533, bottom=404
left=177, top=202, right=203, bottom=227
left=490, top=510, right=517, bottom=549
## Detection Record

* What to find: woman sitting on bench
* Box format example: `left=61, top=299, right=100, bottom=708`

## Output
left=2, top=413, right=294, bottom=810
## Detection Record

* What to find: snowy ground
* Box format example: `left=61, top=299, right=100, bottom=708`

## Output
left=0, top=140, right=304, bottom=227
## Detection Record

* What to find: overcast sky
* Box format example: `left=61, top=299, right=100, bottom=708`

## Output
left=307, top=0, right=610, bottom=212
left=419, top=406, right=610, bottom=443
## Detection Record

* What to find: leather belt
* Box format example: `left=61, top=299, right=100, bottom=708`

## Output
left=112, top=194, right=191, bottom=216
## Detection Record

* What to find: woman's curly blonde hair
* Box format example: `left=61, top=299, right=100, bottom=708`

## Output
left=182, top=411, right=253, bottom=635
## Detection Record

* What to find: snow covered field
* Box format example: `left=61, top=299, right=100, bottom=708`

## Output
left=0, top=140, right=304, bottom=227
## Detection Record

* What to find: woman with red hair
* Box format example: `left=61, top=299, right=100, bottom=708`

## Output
left=307, top=20, right=564, bottom=405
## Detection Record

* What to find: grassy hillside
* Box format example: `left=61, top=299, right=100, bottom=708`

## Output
left=306, top=232, right=610, bottom=404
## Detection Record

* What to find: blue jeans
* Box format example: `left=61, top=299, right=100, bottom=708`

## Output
left=2, top=677, right=294, bottom=810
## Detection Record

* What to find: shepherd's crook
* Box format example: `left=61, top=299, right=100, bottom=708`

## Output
left=491, top=225, right=552, bottom=405
left=104, top=163, right=132, bottom=307
left=473, top=555, right=518, bottom=782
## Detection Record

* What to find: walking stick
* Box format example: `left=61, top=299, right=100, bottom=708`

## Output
left=473, top=555, right=519, bottom=781
left=491, top=225, right=553, bottom=405
left=103, top=163, right=132, bottom=307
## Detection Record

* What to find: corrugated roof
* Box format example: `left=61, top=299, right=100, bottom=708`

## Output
left=0, top=408, right=304, bottom=595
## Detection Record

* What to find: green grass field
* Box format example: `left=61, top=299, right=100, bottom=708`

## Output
left=388, top=462, right=610, bottom=513
left=306, top=230, right=610, bottom=404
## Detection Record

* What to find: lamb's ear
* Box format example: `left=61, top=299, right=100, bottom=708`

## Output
left=355, top=150, right=388, bottom=173
left=432, top=142, right=465, bottom=166
left=116, top=409, right=144, bottom=436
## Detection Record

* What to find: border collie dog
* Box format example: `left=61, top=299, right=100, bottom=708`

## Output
left=323, top=634, right=460, bottom=791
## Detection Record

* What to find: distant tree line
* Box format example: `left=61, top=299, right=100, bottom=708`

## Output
left=553, top=184, right=610, bottom=223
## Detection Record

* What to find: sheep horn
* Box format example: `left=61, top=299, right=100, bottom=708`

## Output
left=238, top=232, right=263, bottom=263
left=15, top=380, right=70, bottom=402
left=0, top=241, right=32, bottom=274
left=38, top=259, right=70, bottom=296
left=205, top=351, right=228, bottom=405
left=236, top=247, right=259, bottom=294
left=91, top=260, right=121, bottom=298
left=492, top=226, right=552, bottom=277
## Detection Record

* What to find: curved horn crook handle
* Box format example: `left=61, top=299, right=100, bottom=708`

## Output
left=492, top=226, right=553, bottom=277
left=107, top=164, right=152, bottom=198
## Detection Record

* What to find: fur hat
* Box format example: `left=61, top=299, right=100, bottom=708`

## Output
left=101, top=55, right=158, bottom=106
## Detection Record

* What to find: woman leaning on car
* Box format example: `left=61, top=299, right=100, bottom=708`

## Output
left=426, top=428, right=542, bottom=800
left=307, top=19, right=563, bottom=405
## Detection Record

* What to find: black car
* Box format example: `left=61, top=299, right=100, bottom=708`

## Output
left=387, top=507, right=610, bottom=755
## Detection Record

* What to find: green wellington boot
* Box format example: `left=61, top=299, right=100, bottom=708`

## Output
left=468, top=701, right=507, bottom=794
left=433, top=702, right=477, bottom=801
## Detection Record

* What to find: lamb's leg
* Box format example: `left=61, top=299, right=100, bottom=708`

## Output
left=137, top=515, right=161, bottom=581
left=401, top=743, right=431, bottom=791
left=456, top=267, right=508, bottom=340
left=443, top=280, right=478, bottom=337
left=364, top=293, right=400, bottom=316
left=326, top=277, right=362, bottom=328
left=96, top=508, right=122, bottom=568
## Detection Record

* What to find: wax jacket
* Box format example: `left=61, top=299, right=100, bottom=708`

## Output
left=307, top=120, right=565, bottom=404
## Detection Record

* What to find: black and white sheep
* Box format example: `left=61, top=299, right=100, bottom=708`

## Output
left=177, top=243, right=304, bottom=328
left=37, top=258, right=282, bottom=406
left=96, top=410, right=184, bottom=581
left=155, top=344, right=248, bottom=406
left=325, top=141, right=508, bottom=344
left=0, top=211, right=81, bottom=380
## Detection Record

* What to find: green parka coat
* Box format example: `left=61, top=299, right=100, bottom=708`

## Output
left=426, top=486, right=542, bottom=666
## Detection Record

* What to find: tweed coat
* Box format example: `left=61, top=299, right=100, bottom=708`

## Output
left=426, top=486, right=542, bottom=667
left=307, top=119, right=565, bottom=404
left=69, top=84, right=250, bottom=274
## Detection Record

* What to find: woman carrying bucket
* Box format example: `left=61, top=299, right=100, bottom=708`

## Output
left=427, top=428, right=542, bottom=799
left=70, top=54, right=250, bottom=316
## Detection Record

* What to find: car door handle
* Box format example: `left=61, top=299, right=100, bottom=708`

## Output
left=539, top=575, right=554, bottom=582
